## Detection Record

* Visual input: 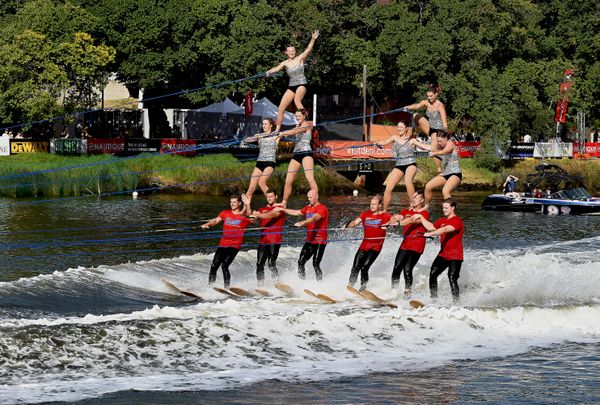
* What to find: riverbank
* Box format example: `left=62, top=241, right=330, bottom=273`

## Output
left=0, top=153, right=598, bottom=198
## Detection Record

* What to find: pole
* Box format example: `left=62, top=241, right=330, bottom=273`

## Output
left=362, top=65, right=367, bottom=141
left=313, top=93, right=317, bottom=125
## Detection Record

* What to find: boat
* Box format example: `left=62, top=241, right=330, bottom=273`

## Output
left=481, top=163, right=600, bottom=215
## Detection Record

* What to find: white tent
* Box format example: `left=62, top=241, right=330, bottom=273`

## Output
left=195, top=97, right=239, bottom=116
left=230, top=97, right=297, bottom=126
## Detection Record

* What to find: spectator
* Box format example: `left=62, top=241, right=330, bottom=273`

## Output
left=503, top=175, right=519, bottom=194
left=593, top=130, right=599, bottom=143
left=523, top=133, right=532, bottom=142
left=15, top=132, right=24, bottom=139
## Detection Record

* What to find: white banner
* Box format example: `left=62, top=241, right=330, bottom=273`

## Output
left=0, top=136, right=9, bottom=156
left=533, top=142, right=573, bottom=158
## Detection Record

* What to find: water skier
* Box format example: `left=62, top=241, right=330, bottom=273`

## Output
left=201, top=194, right=253, bottom=289
left=243, top=118, right=280, bottom=202
left=276, top=189, right=328, bottom=281
left=252, top=189, right=286, bottom=286
left=345, top=195, right=392, bottom=291
left=375, top=120, right=419, bottom=211
left=414, top=130, right=462, bottom=206
left=413, top=198, right=464, bottom=302
left=386, top=190, right=429, bottom=297
left=266, top=30, right=319, bottom=132
left=403, top=83, right=447, bottom=173
left=278, top=108, right=318, bottom=208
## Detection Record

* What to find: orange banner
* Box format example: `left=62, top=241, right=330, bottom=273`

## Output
left=314, top=140, right=393, bottom=159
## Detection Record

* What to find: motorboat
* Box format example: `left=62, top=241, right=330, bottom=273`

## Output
left=481, top=163, right=600, bottom=215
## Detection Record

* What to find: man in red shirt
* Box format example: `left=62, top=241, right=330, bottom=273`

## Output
left=277, top=190, right=328, bottom=281
left=201, top=194, right=253, bottom=288
left=387, top=190, right=429, bottom=296
left=345, top=195, right=392, bottom=291
left=251, top=189, right=286, bottom=286
left=416, top=198, right=464, bottom=302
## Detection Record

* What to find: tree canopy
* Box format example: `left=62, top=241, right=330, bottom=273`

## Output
left=0, top=0, right=598, bottom=151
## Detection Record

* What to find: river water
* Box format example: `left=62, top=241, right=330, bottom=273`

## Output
left=0, top=192, right=598, bottom=404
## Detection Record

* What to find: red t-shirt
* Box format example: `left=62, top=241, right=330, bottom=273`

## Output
left=258, top=205, right=286, bottom=245
left=433, top=215, right=464, bottom=261
left=399, top=209, right=430, bottom=254
left=218, top=210, right=251, bottom=249
left=300, top=203, right=328, bottom=244
left=359, top=211, right=392, bottom=252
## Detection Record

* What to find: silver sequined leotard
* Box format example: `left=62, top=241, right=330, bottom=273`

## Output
left=427, top=110, right=444, bottom=131
left=292, top=127, right=312, bottom=153
left=285, top=63, right=307, bottom=87
left=441, top=148, right=462, bottom=176
left=392, top=139, right=416, bottom=166
left=257, top=136, right=278, bottom=162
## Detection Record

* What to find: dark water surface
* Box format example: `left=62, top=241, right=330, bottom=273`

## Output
left=1, top=191, right=598, bottom=404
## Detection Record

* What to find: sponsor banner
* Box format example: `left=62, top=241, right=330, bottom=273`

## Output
left=87, top=138, right=125, bottom=155
left=50, top=138, right=87, bottom=155
left=314, top=140, right=393, bottom=159
left=0, top=136, right=10, bottom=156
left=160, top=139, right=197, bottom=156
left=10, top=140, right=49, bottom=154
left=572, top=142, right=600, bottom=158
left=533, top=142, right=573, bottom=158
left=456, top=141, right=481, bottom=158
left=509, top=142, right=535, bottom=158
left=125, top=138, right=161, bottom=155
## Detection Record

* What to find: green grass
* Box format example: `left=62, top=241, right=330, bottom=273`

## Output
left=0, top=153, right=597, bottom=198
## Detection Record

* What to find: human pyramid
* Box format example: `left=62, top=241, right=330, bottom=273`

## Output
left=201, top=32, right=465, bottom=302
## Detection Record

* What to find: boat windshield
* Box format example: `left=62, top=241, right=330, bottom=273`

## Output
left=551, top=187, right=592, bottom=200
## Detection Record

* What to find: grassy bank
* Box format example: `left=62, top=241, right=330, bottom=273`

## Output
left=0, top=153, right=598, bottom=198
left=0, top=153, right=358, bottom=198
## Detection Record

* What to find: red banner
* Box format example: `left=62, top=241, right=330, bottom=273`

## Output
left=573, top=142, right=600, bottom=158
left=245, top=90, right=253, bottom=116
left=87, top=138, right=125, bottom=154
left=160, top=139, right=197, bottom=156
left=456, top=141, right=481, bottom=158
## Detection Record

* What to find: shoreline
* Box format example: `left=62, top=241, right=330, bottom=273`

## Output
left=0, top=153, right=598, bottom=198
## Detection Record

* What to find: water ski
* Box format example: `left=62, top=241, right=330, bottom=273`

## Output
left=304, top=289, right=337, bottom=303
left=213, top=287, right=239, bottom=298
left=229, top=287, right=255, bottom=297
left=274, top=282, right=296, bottom=297
left=255, top=288, right=273, bottom=297
left=346, top=285, right=366, bottom=299
left=361, top=289, right=398, bottom=309
left=161, top=278, right=203, bottom=300
left=409, top=299, right=426, bottom=309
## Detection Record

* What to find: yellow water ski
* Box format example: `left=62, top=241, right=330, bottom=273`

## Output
left=361, top=289, right=398, bottom=309
left=213, top=287, right=239, bottom=298
left=255, top=288, right=272, bottom=297
left=229, top=287, right=254, bottom=297
left=304, top=289, right=336, bottom=303
left=409, top=299, right=426, bottom=309
left=161, top=278, right=203, bottom=300
left=346, top=285, right=366, bottom=299
left=274, top=282, right=296, bottom=297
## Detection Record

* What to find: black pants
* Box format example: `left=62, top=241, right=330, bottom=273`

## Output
left=348, top=249, right=380, bottom=290
left=208, top=247, right=239, bottom=288
left=298, top=242, right=326, bottom=281
left=392, top=249, right=422, bottom=289
left=256, top=244, right=280, bottom=283
left=429, top=255, right=463, bottom=302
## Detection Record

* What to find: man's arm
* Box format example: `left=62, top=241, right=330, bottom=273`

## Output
left=201, top=216, right=223, bottom=229
left=345, top=217, right=363, bottom=229
left=253, top=209, right=282, bottom=220
left=295, top=213, right=321, bottom=227
left=275, top=207, right=303, bottom=217
left=424, top=224, right=456, bottom=237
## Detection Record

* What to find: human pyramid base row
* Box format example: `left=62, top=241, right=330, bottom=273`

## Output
left=202, top=189, right=464, bottom=303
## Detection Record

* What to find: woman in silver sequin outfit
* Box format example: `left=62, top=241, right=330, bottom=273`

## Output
left=266, top=31, right=319, bottom=132
left=278, top=109, right=318, bottom=207
left=375, top=120, right=422, bottom=212
left=413, top=130, right=462, bottom=206
left=404, top=84, right=448, bottom=173
left=243, top=118, right=280, bottom=201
